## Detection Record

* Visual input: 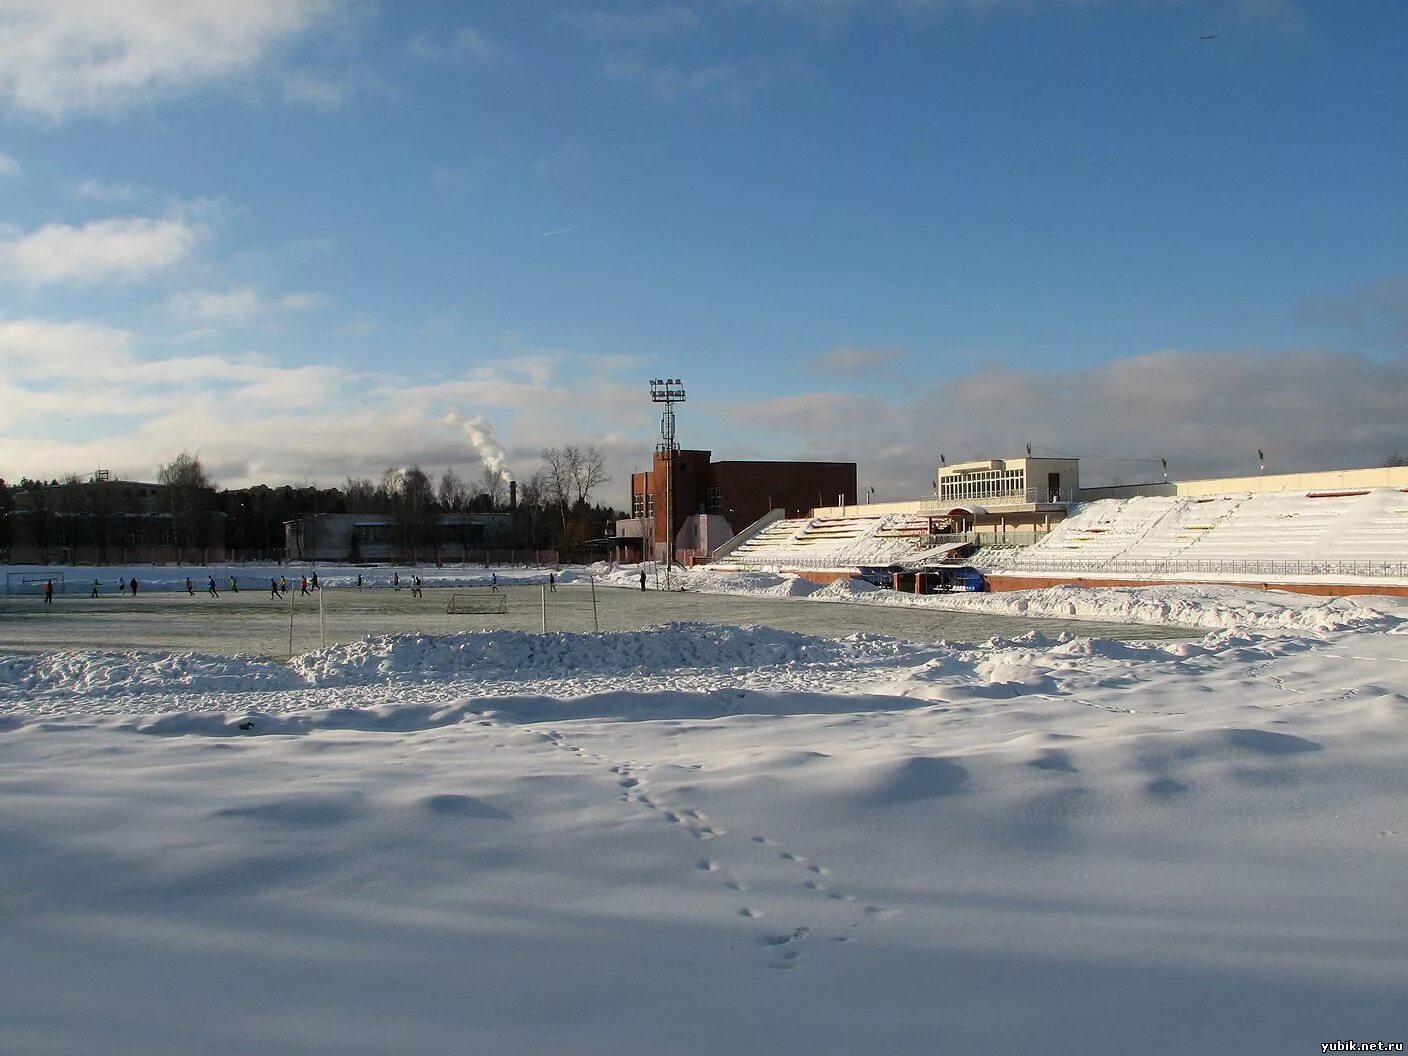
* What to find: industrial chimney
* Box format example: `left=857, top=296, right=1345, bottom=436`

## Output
left=509, top=479, right=517, bottom=510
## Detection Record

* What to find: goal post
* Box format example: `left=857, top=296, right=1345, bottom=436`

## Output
left=5, top=572, right=66, bottom=595
left=447, top=590, right=508, bottom=615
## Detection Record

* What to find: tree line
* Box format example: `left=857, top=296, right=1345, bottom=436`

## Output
left=0, top=446, right=621, bottom=564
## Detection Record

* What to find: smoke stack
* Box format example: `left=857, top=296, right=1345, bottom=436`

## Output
left=509, top=479, right=517, bottom=510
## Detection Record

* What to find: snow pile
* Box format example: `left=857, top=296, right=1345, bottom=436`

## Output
left=807, top=578, right=885, bottom=601
left=0, top=648, right=304, bottom=701
left=0, top=624, right=924, bottom=705
left=912, top=582, right=1407, bottom=633
left=291, top=623, right=884, bottom=685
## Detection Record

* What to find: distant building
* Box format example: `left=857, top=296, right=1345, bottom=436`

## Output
left=283, top=511, right=512, bottom=563
left=615, top=450, right=857, bottom=563
left=5, top=474, right=225, bottom=565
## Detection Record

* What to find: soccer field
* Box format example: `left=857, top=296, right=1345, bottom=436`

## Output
left=0, top=581, right=1195, bottom=658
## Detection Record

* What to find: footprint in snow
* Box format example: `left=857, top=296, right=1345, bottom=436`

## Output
left=757, top=926, right=810, bottom=947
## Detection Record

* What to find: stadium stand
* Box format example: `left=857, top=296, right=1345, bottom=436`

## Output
left=716, top=514, right=941, bottom=569
left=981, top=487, right=1408, bottom=573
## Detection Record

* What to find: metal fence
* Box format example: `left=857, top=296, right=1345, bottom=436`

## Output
left=976, top=556, right=1408, bottom=579
left=713, top=553, right=876, bottom=571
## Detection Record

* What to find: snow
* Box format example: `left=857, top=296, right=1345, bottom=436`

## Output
left=598, top=563, right=1408, bottom=633
left=3, top=576, right=1407, bottom=1054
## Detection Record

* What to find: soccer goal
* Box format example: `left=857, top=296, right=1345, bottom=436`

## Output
left=5, top=572, right=65, bottom=596
left=447, top=590, right=508, bottom=615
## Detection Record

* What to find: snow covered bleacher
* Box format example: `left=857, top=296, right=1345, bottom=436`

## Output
left=982, top=487, right=1408, bottom=575
left=716, top=514, right=938, bottom=569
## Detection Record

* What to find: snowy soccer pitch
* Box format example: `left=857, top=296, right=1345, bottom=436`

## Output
left=3, top=574, right=1407, bottom=1053
left=0, top=579, right=1196, bottom=658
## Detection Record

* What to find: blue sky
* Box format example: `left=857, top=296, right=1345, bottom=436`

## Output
left=1, top=0, right=1406, bottom=500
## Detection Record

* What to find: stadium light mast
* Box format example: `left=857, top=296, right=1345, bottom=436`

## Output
left=649, top=378, right=686, bottom=590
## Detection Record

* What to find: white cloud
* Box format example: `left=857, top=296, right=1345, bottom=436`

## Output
left=0, top=151, right=20, bottom=177
left=1235, top=0, right=1306, bottom=32
left=280, top=70, right=353, bottom=110
left=166, top=287, right=330, bottom=326
left=432, top=166, right=469, bottom=189
left=0, top=317, right=657, bottom=493
left=807, top=345, right=908, bottom=377
left=405, top=25, right=507, bottom=63
left=452, top=26, right=503, bottom=61
left=66, top=178, right=144, bottom=202
left=0, top=318, right=136, bottom=381
left=168, top=287, right=265, bottom=325
left=558, top=6, right=701, bottom=42
left=278, top=291, right=329, bottom=312
left=0, top=216, right=200, bottom=285
left=724, top=347, right=1408, bottom=495
left=0, top=0, right=344, bottom=120
left=345, top=314, right=379, bottom=338
left=600, top=58, right=750, bottom=103
left=1297, top=275, right=1408, bottom=350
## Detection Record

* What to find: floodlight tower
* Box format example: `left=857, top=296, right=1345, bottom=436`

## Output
left=649, top=377, right=686, bottom=589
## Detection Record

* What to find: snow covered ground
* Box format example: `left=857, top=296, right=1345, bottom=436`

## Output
left=3, top=572, right=1407, bottom=1054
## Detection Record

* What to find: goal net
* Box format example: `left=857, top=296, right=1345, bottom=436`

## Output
left=6, top=572, right=66, bottom=595
left=446, top=590, right=508, bottom=615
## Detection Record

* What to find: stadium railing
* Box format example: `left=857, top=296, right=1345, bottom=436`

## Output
left=974, top=556, right=1408, bottom=579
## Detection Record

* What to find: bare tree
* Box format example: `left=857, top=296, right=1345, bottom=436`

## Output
left=158, top=452, right=217, bottom=561
left=438, top=467, right=469, bottom=511
left=385, top=465, right=436, bottom=561
left=478, top=466, right=506, bottom=509
left=566, top=445, right=610, bottom=506
left=540, top=447, right=573, bottom=535
left=344, top=476, right=379, bottom=512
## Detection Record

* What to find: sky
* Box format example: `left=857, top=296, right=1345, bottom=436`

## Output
left=1, top=0, right=1406, bottom=503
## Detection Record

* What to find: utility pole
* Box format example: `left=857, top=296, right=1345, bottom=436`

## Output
left=649, top=378, right=686, bottom=591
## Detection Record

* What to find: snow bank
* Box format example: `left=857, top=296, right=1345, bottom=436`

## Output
left=0, top=649, right=304, bottom=701
left=664, top=568, right=1408, bottom=634
left=0, top=623, right=916, bottom=704
left=290, top=623, right=883, bottom=685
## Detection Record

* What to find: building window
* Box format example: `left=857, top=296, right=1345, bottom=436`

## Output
left=705, top=486, right=723, bottom=514
left=939, top=468, right=1026, bottom=503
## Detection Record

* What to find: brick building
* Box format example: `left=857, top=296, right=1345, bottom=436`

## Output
left=615, top=450, right=856, bottom=562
